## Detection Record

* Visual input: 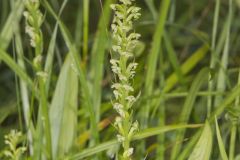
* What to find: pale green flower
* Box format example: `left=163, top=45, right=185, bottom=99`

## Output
left=110, top=0, right=141, bottom=159
left=3, top=130, right=26, bottom=160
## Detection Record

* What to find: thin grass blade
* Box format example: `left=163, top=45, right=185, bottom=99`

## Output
left=170, top=68, right=209, bottom=160
left=70, top=124, right=202, bottom=159
left=188, top=121, right=212, bottom=160
left=215, top=117, right=228, bottom=160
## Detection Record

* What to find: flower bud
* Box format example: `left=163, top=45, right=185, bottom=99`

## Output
left=123, top=148, right=134, bottom=158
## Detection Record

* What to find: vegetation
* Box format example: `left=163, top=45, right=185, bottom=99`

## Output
left=0, top=0, right=239, bottom=159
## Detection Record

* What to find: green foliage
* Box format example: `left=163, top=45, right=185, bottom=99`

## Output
left=0, top=0, right=240, bottom=159
left=49, top=55, right=78, bottom=159
left=188, top=121, right=212, bottom=160
left=215, top=117, right=228, bottom=160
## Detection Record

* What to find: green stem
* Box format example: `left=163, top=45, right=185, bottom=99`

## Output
left=143, top=0, right=171, bottom=128
left=83, top=0, right=89, bottom=64
left=230, top=68, right=240, bottom=160
left=123, top=116, right=130, bottom=159
left=229, top=125, right=236, bottom=160
left=38, top=77, right=52, bottom=159
left=207, top=0, right=220, bottom=118
left=33, top=13, right=52, bottom=158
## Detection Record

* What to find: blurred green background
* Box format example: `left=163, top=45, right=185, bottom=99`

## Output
left=0, top=0, right=240, bottom=159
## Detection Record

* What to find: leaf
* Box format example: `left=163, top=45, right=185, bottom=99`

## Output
left=188, top=121, right=212, bottom=160
left=214, top=0, right=233, bottom=106
left=144, top=0, right=157, bottom=21
left=89, top=0, right=116, bottom=123
left=179, top=84, right=240, bottom=159
left=42, top=0, right=99, bottom=145
left=0, top=0, right=24, bottom=50
left=0, top=102, right=16, bottom=124
left=215, top=117, right=228, bottom=160
left=164, top=44, right=209, bottom=93
left=70, top=124, right=202, bottom=159
left=142, top=0, right=171, bottom=135
left=178, top=131, right=201, bottom=160
left=164, top=31, right=185, bottom=85
left=209, top=84, right=240, bottom=121
left=171, top=68, right=209, bottom=159
left=49, top=54, right=78, bottom=159
left=0, top=49, right=33, bottom=88
left=44, top=0, right=68, bottom=93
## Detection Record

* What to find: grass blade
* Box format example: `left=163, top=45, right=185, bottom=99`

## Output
left=143, top=0, right=171, bottom=129
left=14, top=26, right=33, bottom=154
left=44, top=0, right=68, bottom=93
left=164, top=44, right=209, bottom=93
left=229, top=69, right=240, bottom=160
left=208, top=0, right=220, bottom=117
left=214, top=0, right=233, bottom=106
left=70, top=124, right=202, bottom=159
left=170, top=68, right=209, bottom=160
left=42, top=0, right=99, bottom=146
left=188, top=121, right=212, bottom=160
left=215, top=117, right=228, bottom=160
left=89, top=0, right=115, bottom=123
left=74, top=1, right=83, bottom=50
left=209, top=84, right=240, bottom=121
left=49, top=54, right=78, bottom=159
left=83, top=0, right=89, bottom=64
left=164, top=31, right=185, bottom=85
left=156, top=47, right=165, bottom=159
left=144, top=0, right=157, bottom=21
left=0, top=49, right=33, bottom=88
left=0, top=0, right=24, bottom=50
left=178, top=131, right=201, bottom=160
